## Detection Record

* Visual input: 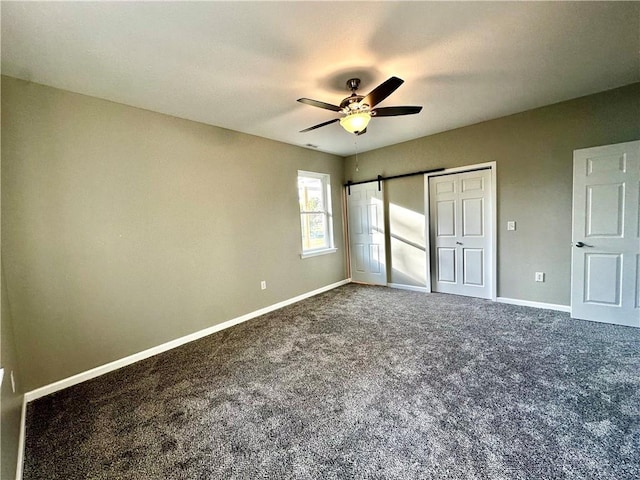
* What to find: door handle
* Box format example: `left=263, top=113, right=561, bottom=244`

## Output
left=456, top=241, right=463, bottom=245
left=574, top=241, right=592, bottom=248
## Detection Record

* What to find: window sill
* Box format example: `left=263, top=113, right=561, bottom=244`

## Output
left=300, top=248, right=337, bottom=259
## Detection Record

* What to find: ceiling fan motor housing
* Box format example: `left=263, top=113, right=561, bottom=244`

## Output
left=340, top=94, right=366, bottom=111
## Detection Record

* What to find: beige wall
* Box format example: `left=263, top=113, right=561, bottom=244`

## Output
left=1, top=76, right=347, bottom=391
left=345, top=83, right=640, bottom=304
left=386, top=176, right=427, bottom=288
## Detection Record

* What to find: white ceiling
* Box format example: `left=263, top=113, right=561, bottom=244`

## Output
left=2, top=1, right=639, bottom=156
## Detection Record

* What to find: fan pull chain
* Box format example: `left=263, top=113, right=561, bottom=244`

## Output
left=354, top=137, right=359, bottom=172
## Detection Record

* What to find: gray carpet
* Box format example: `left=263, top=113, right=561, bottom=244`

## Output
left=23, top=284, right=640, bottom=479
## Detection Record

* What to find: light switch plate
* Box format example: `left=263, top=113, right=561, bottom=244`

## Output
left=507, top=221, right=516, bottom=231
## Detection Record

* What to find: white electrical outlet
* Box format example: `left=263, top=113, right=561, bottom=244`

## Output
left=535, top=272, right=545, bottom=282
left=261, top=280, right=267, bottom=290
left=507, top=221, right=516, bottom=231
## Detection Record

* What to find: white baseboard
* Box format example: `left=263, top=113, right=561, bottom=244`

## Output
left=388, top=283, right=429, bottom=293
left=23, top=279, right=351, bottom=403
left=496, top=297, right=570, bottom=313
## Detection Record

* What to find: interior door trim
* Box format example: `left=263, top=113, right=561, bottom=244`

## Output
left=424, top=161, right=497, bottom=300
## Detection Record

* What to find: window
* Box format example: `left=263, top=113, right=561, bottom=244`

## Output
left=298, top=171, right=336, bottom=258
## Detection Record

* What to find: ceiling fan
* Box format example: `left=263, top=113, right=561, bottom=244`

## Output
left=297, top=76, right=422, bottom=135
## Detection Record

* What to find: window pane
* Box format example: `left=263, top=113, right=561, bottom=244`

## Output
left=298, top=171, right=334, bottom=255
left=301, top=213, right=328, bottom=250
left=298, top=177, right=324, bottom=212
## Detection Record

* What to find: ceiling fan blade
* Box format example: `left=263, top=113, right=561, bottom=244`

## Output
left=299, top=118, right=340, bottom=133
left=361, top=76, right=404, bottom=109
left=297, top=98, right=342, bottom=112
left=372, top=106, right=423, bottom=117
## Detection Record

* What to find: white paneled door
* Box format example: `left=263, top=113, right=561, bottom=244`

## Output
left=429, top=169, right=493, bottom=299
left=571, top=140, right=640, bottom=327
left=347, top=182, right=386, bottom=285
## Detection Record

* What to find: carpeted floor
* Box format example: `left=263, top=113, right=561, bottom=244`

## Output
left=23, top=284, right=640, bottom=479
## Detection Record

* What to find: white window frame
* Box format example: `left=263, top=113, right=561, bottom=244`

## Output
left=298, top=170, right=337, bottom=258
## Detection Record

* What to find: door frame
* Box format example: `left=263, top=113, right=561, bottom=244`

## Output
left=424, top=161, right=497, bottom=299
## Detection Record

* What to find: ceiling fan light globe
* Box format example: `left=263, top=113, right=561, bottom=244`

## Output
left=340, top=112, right=371, bottom=134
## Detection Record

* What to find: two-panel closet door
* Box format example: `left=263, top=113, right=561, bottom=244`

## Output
left=429, top=170, right=492, bottom=299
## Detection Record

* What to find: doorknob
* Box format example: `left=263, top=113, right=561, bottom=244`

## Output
left=574, top=241, right=592, bottom=248
left=456, top=241, right=463, bottom=245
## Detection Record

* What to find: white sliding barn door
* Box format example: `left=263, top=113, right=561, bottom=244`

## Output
left=571, top=140, right=640, bottom=327
left=347, top=182, right=387, bottom=285
left=429, top=169, right=493, bottom=299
